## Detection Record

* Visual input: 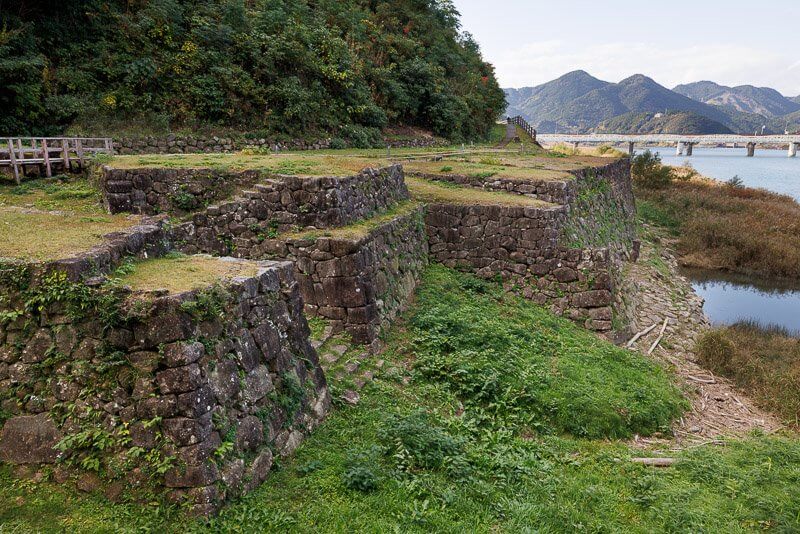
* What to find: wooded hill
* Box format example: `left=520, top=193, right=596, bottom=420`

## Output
left=0, top=0, right=505, bottom=144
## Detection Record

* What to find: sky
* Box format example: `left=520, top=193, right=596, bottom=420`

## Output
left=452, top=0, right=800, bottom=96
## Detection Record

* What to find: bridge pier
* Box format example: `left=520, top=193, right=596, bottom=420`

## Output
left=676, top=142, right=685, bottom=156
left=789, top=143, right=798, bottom=158
left=685, top=143, right=695, bottom=156
left=628, top=142, right=634, bottom=156
left=746, top=142, right=756, bottom=157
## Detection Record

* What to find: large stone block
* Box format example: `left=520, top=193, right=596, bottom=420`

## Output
left=0, top=413, right=62, bottom=464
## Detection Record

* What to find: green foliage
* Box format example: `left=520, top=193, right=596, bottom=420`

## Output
left=0, top=265, right=798, bottom=531
left=379, top=412, right=465, bottom=473
left=726, top=175, right=745, bottom=188
left=179, top=284, right=230, bottom=321
left=1, top=0, right=505, bottom=141
left=410, top=266, right=686, bottom=438
left=632, top=150, right=673, bottom=189
left=343, top=448, right=382, bottom=493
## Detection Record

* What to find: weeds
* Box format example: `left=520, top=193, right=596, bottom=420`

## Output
left=697, top=321, right=800, bottom=425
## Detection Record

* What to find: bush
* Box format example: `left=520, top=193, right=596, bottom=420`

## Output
left=632, top=150, right=673, bottom=189
left=328, top=138, right=347, bottom=150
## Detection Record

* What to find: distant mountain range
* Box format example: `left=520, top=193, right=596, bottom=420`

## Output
left=505, top=71, right=800, bottom=134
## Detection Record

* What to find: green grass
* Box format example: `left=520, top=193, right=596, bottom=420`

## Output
left=406, top=177, right=554, bottom=208
left=115, top=254, right=261, bottom=293
left=2, top=266, right=799, bottom=532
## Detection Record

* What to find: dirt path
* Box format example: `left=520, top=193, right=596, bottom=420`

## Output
left=620, top=229, right=783, bottom=447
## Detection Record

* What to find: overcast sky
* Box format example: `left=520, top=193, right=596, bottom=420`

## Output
left=452, top=0, right=800, bottom=96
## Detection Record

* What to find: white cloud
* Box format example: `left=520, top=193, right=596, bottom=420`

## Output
left=495, top=40, right=800, bottom=95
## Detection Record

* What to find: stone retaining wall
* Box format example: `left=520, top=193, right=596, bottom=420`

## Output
left=254, top=207, right=428, bottom=344
left=101, top=167, right=264, bottom=215
left=425, top=203, right=616, bottom=331
left=113, top=135, right=444, bottom=156
left=0, top=257, right=329, bottom=515
left=103, top=165, right=408, bottom=222
left=172, top=166, right=410, bottom=254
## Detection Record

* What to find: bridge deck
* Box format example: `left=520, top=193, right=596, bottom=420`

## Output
left=537, top=134, right=800, bottom=144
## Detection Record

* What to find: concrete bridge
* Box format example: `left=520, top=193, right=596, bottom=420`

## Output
left=536, top=133, right=800, bottom=157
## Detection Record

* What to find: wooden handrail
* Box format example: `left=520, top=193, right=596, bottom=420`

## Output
left=0, top=136, right=114, bottom=184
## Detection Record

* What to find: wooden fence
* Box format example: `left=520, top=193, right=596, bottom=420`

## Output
left=0, top=137, right=113, bottom=184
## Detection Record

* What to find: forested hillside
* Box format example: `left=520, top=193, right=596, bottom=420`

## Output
left=0, top=0, right=505, bottom=143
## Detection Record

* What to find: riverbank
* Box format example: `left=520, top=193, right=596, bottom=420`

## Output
left=636, top=168, right=800, bottom=279
left=633, top=158, right=800, bottom=427
left=619, top=228, right=782, bottom=441
left=697, top=321, right=800, bottom=427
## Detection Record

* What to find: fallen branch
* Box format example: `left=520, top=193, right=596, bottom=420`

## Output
left=631, top=457, right=676, bottom=467
left=647, top=318, right=670, bottom=354
left=687, top=374, right=716, bottom=384
left=626, top=322, right=659, bottom=348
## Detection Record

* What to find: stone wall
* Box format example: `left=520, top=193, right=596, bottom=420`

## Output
left=425, top=203, right=616, bottom=331
left=0, top=253, right=329, bottom=514
left=409, top=158, right=632, bottom=208
left=101, top=167, right=264, bottom=215
left=113, top=135, right=445, bottom=156
left=172, top=166, right=410, bottom=254
left=103, top=165, right=408, bottom=222
left=255, top=206, right=428, bottom=344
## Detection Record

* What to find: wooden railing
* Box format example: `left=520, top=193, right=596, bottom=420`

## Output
left=0, top=137, right=113, bottom=184
left=507, top=116, right=537, bottom=143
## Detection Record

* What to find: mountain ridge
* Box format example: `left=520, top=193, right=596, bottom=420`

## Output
left=505, top=71, right=800, bottom=134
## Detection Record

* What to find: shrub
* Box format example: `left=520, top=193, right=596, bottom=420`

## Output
left=631, top=150, right=673, bottom=188
left=550, top=143, right=579, bottom=157
left=726, top=175, right=745, bottom=188
left=328, top=138, right=347, bottom=150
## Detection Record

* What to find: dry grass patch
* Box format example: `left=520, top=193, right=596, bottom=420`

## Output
left=0, top=208, right=138, bottom=261
left=637, top=179, right=800, bottom=279
left=697, top=321, right=800, bottom=426
left=288, top=201, right=423, bottom=241
left=108, top=153, right=396, bottom=176
left=118, top=254, right=261, bottom=293
left=406, top=176, right=554, bottom=207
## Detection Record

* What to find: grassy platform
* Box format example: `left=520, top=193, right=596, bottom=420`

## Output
left=107, top=148, right=618, bottom=183
left=0, top=176, right=140, bottom=261
left=406, top=176, right=555, bottom=207
left=116, top=254, right=261, bottom=293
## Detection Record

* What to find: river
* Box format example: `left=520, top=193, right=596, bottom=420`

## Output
left=639, top=146, right=800, bottom=332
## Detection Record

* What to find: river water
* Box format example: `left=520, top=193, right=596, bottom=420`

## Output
left=639, top=147, right=800, bottom=332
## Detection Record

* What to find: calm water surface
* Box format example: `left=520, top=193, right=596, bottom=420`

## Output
left=684, top=269, right=800, bottom=334
left=643, top=146, right=800, bottom=201
left=640, top=147, right=800, bottom=330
